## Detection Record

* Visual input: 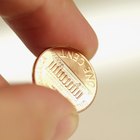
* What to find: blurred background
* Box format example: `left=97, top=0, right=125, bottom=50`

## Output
left=0, top=0, right=140, bottom=140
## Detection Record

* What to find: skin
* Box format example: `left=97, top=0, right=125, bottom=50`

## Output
left=0, top=0, right=98, bottom=140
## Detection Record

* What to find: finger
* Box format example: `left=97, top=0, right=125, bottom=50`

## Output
left=0, top=0, right=98, bottom=59
left=0, top=84, right=78, bottom=140
left=0, top=75, right=9, bottom=87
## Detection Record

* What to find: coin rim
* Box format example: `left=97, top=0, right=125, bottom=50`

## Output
left=32, top=47, right=98, bottom=113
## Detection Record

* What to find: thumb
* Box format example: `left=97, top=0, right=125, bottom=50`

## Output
left=0, top=84, right=78, bottom=140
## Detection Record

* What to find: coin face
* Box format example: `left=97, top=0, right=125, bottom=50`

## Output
left=32, top=48, right=97, bottom=112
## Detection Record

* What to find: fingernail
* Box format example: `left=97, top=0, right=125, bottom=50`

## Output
left=53, top=112, right=79, bottom=140
left=0, top=75, right=9, bottom=87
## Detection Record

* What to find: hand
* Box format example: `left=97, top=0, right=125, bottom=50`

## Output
left=0, top=0, right=98, bottom=140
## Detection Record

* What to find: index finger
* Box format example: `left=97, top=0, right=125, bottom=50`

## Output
left=0, top=0, right=98, bottom=59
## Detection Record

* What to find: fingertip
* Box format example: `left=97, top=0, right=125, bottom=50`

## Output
left=22, top=84, right=79, bottom=140
left=0, top=84, right=79, bottom=139
left=3, top=0, right=98, bottom=59
left=52, top=111, right=79, bottom=140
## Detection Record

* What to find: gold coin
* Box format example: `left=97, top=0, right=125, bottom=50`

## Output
left=32, top=48, right=97, bottom=112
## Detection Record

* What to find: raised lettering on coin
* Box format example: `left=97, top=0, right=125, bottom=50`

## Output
left=32, top=48, right=97, bottom=112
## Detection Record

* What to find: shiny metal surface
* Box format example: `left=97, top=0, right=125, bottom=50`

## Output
left=33, top=48, right=97, bottom=112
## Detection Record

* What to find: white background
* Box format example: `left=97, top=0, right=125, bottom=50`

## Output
left=0, top=0, right=140, bottom=140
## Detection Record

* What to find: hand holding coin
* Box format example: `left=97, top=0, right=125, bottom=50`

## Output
left=0, top=0, right=98, bottom=140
